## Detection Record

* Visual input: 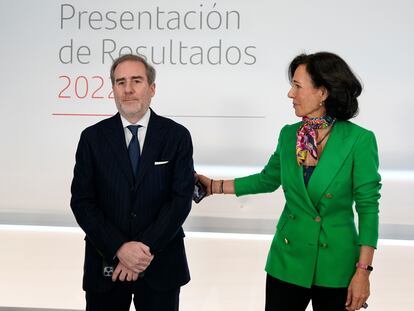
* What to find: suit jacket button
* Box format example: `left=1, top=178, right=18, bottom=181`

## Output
left=325, top=193, right=333, bottom=199
left=130, top=212, right=137, bottom=218
left=320, top=243, right=328, bottom=248
left=314, top=216, right=321, bottom=222
left=288, top=214, right=295, bottom=220
left=284, top=238, right=289, bottom=244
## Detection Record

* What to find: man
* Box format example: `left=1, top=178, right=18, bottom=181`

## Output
left=70, top=54, right=194, bottom=311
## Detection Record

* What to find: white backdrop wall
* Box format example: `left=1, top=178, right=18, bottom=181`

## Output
left=0, top=1, right=413, bottom=228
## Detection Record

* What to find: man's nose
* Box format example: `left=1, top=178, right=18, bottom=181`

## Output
left=124, top=81, right=134, bottom=94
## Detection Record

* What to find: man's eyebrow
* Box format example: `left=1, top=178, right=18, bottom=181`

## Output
left=115, top=75, right=144, bottom=83
left=115, top=77, right=126, bottom=83
left=292, top=79, right=302, bottom=85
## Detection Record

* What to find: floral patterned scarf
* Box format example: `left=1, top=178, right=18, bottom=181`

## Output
left=296, top=116, right=336, bottom=166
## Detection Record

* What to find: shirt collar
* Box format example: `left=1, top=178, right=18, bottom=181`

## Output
left=120, top=109, right=151, bottom=129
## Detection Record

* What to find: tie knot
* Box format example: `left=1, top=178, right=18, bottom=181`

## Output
left=127, top=125, right=141, bottom=137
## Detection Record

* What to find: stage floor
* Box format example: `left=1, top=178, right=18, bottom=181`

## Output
left=1, top=225, right=413, bottom=311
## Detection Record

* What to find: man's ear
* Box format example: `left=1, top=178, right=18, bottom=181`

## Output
left=150, top=83, right=156, bottom=97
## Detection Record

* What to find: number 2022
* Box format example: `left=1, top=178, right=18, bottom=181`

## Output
left=58, top=75, right=114, bottom=99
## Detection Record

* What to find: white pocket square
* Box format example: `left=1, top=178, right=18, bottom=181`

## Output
left=154, top=161, right=169, bottom=165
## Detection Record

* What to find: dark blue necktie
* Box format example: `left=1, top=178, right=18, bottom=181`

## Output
left=127, top=125, right=141, bottom=175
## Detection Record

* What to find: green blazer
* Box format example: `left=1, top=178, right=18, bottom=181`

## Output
left=235, top=121, right=381, bottom=288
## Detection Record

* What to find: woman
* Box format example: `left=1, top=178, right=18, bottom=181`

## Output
left=198, top=52, right=381, bottom=311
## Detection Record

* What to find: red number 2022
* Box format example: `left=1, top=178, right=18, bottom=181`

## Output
left=58, top=75, right=114, bottom=99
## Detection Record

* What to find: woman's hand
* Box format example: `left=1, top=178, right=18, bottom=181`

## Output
left=195, top=173, right=235, bottom=196
left=345, top=269, right=370, bottom=310
left=196, top=174, right=213, bottom=195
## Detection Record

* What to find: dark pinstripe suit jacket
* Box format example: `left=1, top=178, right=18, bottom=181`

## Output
left=70, top=109, right=194, bottom=293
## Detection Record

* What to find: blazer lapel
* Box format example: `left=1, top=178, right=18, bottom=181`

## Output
left=283, top=124, right=316, bottom=213
left=134, top=110, right=164, bottom=189
left=101, top=113, right=134, bottom=185
left=306, top=121, right=356, bottom=207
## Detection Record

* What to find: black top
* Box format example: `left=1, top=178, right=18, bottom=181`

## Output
left=303, top=165, right=316, bottom=187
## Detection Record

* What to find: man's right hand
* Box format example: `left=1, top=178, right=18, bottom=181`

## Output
left=116, top=241, right=154, bottom=273
left=111, top=262, right=139, bottom=282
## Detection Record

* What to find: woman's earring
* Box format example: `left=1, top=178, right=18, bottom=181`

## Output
left=320, top=101, right=325, bottom=106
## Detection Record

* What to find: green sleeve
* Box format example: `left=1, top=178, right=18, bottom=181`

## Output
left=353, top=130, right=381, bottom=248
left=234, top=126, right=284, bottom=196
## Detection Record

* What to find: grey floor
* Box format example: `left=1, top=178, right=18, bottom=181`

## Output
left=2, top=224, right=414, bottom=311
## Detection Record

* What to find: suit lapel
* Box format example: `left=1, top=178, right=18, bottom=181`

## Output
left=134, top=110, right=164, bottom=189
left=306, top=121, right=356, bottom=206
left=101, top=113, right=134, bottom=185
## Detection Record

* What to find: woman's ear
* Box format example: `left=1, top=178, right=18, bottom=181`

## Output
left=320, top=86, right=328, bottom=101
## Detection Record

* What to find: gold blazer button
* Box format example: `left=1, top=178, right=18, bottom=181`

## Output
left=284, top=238, right=289, bottom=244
left=325, top=193, right=333, bottom=199
left=314, top=216, right=321, bottom=222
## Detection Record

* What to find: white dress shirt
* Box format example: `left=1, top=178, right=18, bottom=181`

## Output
left=120, top=108, right=151, bottom=153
